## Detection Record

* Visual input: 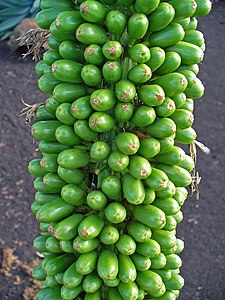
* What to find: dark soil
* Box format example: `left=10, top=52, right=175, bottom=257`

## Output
left=0, top=3, right=225, bottom=300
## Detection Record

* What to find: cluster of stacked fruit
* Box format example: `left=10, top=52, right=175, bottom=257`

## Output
left=29, top=0, right=212, bottom=299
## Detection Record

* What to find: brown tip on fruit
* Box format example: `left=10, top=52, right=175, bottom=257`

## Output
left=87, top=47, right=94, bottom=55
left=122, top=92, right=130, bottom=100
left=92, top=98, right=100, bottom=106
left=81, top=229, right=88, bottom=238
left=76, top=28, right=83, bottom=37
left=81, top=4, right=89, bottom=14
left=122, top=104, right=130, bottom=111
left=91, top=118, right=99, bottom=126
left=108, top=62, right=116, bottom=69
left=108, top=46, right=117, bottom=55
left=157, top=94, right=164, bottom=102
left=55, top=19, right=60, bottom=27
left=52, top=64, right=57, bottom=72
left=129, top=143, right=136, bottom=151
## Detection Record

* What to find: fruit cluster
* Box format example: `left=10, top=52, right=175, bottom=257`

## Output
left=29, top=0, right=212, bottom=299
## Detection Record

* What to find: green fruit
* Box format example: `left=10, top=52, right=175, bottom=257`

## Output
left=143, top=188, right=156, bottom=205
left=48, top=36, right=61, bottom=50
left=84, top=44, right=105, bottom=66
left=135, top=0, right=160, bottom=15
left=133, top=205, right=166, bottom=230
left=58, top=149, right=89, bottom=169
left=101, top=176, right=122, bottom=200
left=154, top=146, right=185, bottom=165
left=50, top=21, right=77, bottom=42
left=84, top=290, right=101, bottom=300
left=83, top=272, right=102, bottom=293
left=175, top=127, right=197, bottom=144
left=138, top=84, right=165, bottom=107
left=129, top=156, right=152, bottom=180
left=155, top=98, right=176, bottom=117
left=175, top=239, right=184, bottom=255
left=170, top=109, right=194, bottom=130
left=97, top=249, right=118, bottom=280
left=131, top=253, right=151, bottom=272
left=59, top=240, right=75, bottom=253
left=164, top=254, right=182, bottom=270
left=137, top=138, right=160, bottom=159
left=78, top=214, right=104, bottom=240
left=152, top=230, right=177, bottom=249
left=151, top=252, right=167, bottom=269
left=61, top=284, right=83, bottom=299
left=136, top=271, right=166, bottom=298
left=89, top=112, right=114, bottom=133
left=193, top=0, right=212, bottom=17
left=127, top=221, right=152, bottom=243
left=58, top=166, right=85, bottom=185
left=73, top=236, right=99, bottom=253
left=104, top=277, right=120, bottom=288
left=100, top=225, right=119, bottom=245
left=152, top=269, right=172, bottom=282
left=106, top=10, right=126, bottom=36
left=61, top=184, right=85, bottom=206
left=74, top=120, right=98, bottom=141
left=128, top=44, right=150, bottom=64
left=102, top=41, right=123, bottom=60
left=108, top=151, right=129, bottom=172
left=56, top=11, right=83, bottom=34
left=170, top=0, right=197, bottom=19
left=59, top=41, right=85, bottom=62
left=76, top=251, right=98, bottom=275
left=172, top=93, right=186, bottom=108
left=115, top=132, right=140, bottom=155
left=35, top=192, right=60, bottom=205
left=81, top=65, right=102, bottom=87
left=156, top=181, right=176, bottom=199
left=105, top=202, right=126, bottom=224
left=116, top=234, right=136, bottom=255
left=32, top=120, right=62, bottom=142
left=114, top=102, right=134, bottom=122
left=156, top=52, right=181, bottom=76
left=44, top=254, right=75, bottom=276
left=46, top=236, right=62, bottom=253
left=118, top=254, right=137, bottom=283
left=118, top=281, right=139, bottom=300
left=55, top=125, right=81, bottom=146
left=28, top=159, right=47, bottom=177
left=149, top=3, right=175, bottom=32
left=115, top=80, right=136, bottom=102
left=80, top=0, right=107, bottom=23
left=128, top=64, right=152, bottom=84
left=63, top=262, right=84, bottom=288
left=33, top=235, right=49, bottom=252
left=52, top=60, right=83, bottom=84
left=90, top=141, right=111, bottom=162
left=43, top=50, right=62, bottom=66
left=87, top=191, right=107, bottom=210
left=144, top=167, right=169, bottom=191
left=164, top=274, right=184, bottom=291
left=122, top=173, right=146, bottom=205
left=33, top=265, right=46, bottom=281
left=146, top=47, right=165, bottom=72
left=128, top=13, right=149, bottom=39
left=41, top=154, right=58, bottom=173
left=90, top=89, right=116, bottom=112
left=76, top=23, right=108, bottom=45
left=53, top=83, right=87, bottom=103
left=56, top=103, right=76, bottom=125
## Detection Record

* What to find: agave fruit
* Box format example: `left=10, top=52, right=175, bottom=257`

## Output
left=0, top=0, right=40, bottom=40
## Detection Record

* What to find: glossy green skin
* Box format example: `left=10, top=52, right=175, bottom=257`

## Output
left=177, top=69, right=197, bottom=87
left=87, top=191, right=107, bottom=210
left=34, top=177, right=62, bottom=194
left=106, top=10, right=126, bottom=36
left=105, top=202, right=126, bottom=224
left=115, top=80, right=136, bottom=102
left=28, top=159, right=47, bottom=177
left=33, top=235, right=49, bottom=252
left=76, top=23, right=108, bottom=45
left=156, top=181, right=176, bottom=199
left=36, top=287, right=61, bottom=300
left=46, top=236, right=62, bottom=253
left=109, top=288, right=124, bottom=300
left=185, top=17, right=198, bottom=30
left=89, top=112, right=114, bottom=133
left=71, top=96, right=93, bottom=119
left=80, top=0, right=107, bottom=23
left=97, top=249, right=118, bottom=280
left=129, top=156, right=152, bottom=180
left=146, top=47, right=165, bottom=72
left=128, top=44, right=150, bottom=64
left=155, top=164, right=192, bottom=187
left=153, top=198, right=180, bottom=216
left=114, top=102, right=134, bottom=122
left=100, top=226, right=119, bottom=245
left=144, top=167, right=169, bottom=191
left=137, top=138, right=160, bottom=159
left=61, top=184, right=85, bottom=206
left=173, top=211, right=184, bottom=224
left=167, top=41, right=204, bottom=65
left=172, top=93, right=186, bottom=108
left=164, top=274, right=184, bottom=291
left=135, top=0, right=160, bottom=15
left=116, top=132, right=140, bottom=155
left=118, top=253, right=137, bottom=283
left=44, top=254, right=75, bottom=276
left=63, top=261, right=84, bottom=288
left=31, top=201, right=41, bottom=214
left=84, top=290, right=101, bottom=300
left=59, top=240, right=74, bottom=253
left=170, top=0, right=197, bottom=19
left=33, top=265, right=46, bottom=281
left=116, top=234, right=136, bottom=255
left=37, top=199, right=74, bottom=223
left=81, top=64, right=102, bottom=87
left=104, top=277, right=120, bottom=288
left=58, top=149, right=89, bottom=169
left=90, top=141, right=110, bottom=162
left=148, top=24, right=185, bottom=48
left=185, top=77, right=205, bottom=99
left=53, top=83, right=87, bottom=103
left=78, top=214, right=104, bottom=240
left=44, top=98, right=58, bottom=116
left=61, top=284, right=83, bottom=299
left=52, top=60, right=83, bottom=84
left=173, top=17, right=190, bottom=28
left=143, top=188, right=156, bottom=205
left=180, top=98, right=194, bottom=112
left=179, top=155, right=195, bottom=172
left=122, top=173, right=145, bottom=204
left=133, top=205, right=166, bottom=230
left=55, top=125, right=81, bottom=146
left=155, top=98, right=176, bottom=118
left=193, top=0, right=212, bottom=17
left=170, top=109, right=194, bottom=130
left=175, top=239, right=184, bottom=255
left=108, top=151, right=129, bottom=172
left=154, top=146, right=186, bottom=165
left=128, top=13, right=149, bottom=39
left=131, top=105, right=156, bottom=127
left=38, top=73, right=61, bottom=94
left=55, top=273, right=64, bottom=285
left=90, top=89, right=116, bottom=112
left=50, top=21, right=77, bottom=42
left=156, top=52, right=181, bottom=76
left=127, top=221, right=152, bottom=243
left=118, top=281, right=139, bottom=300
left=138, top=84, right=165, bottom=107
left=163, top=216, right=177, bottom=231
left=73, top=236, right=99, bottom=253
left=43, top=173, right=66, bottom=190
left=36, top=60, right=51, bottom=76
left=151, top=253, right=167, bottom=269
left=149, top=3, right=175, bottom=32
left=152, top=230, right=177, bottom=249
left=146, top=118, right=176, bottom=139
left=84, top=44, right=105, bottom=66
left=74, top=120, right=97, bottom=141
left=54, top=214, right=85, bottom=241
left=76, top=251, right=98, bottom=275
left=59, top=41, right=85, bottom=62
left=102, top=61, right=122, bottom=84
left=83, top=273, right=102, bottom=293
left=56, top=11, right=83, bottom=34
left=147, top=291, right=176, bottom=300
left=128, top=64, right=152, bottom=84
left=175, top=127, right=197, bottom=144
left=152, top=269, right=172, bottom=282
left=32, top=121, right=62, bottom=142
left=183, top=30, right=205, bottom=47
left=43, top=50, right=62, bottom=66
left=41, top=154, right=58, bottom=173
left=173, top=187, right=188, bottom=206
left=48, top=36, right=61, bottom=50
left=40, top=0, right=75, bottom=9
left=58, top=166, right=85, bottom=185
left=136, top=271, right=166, bottom=297
left=165, top=254, right=182, bottom=270
left=131, top=253, right=151, bottom=272
left=153, top=73, right=188, bottom=97
left=56, top=103, right=75, bottom=126
left=102, top=41, right=123, bottom=60
left=36, top=7, right=73, bottom=30
left=35, top=192, right=61, bottom=205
